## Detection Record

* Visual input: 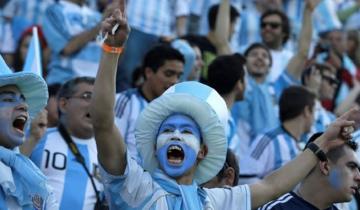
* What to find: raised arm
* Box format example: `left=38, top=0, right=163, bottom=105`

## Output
left=286, top=0, right=320, bottom=80
left=61, top=3, right=118, bottom=55
left=335, top=80, right=360, bottom=116
left=250, top=107, right=358, bottom=209
left=89, top=1, right=130, bottom=175
left=213, top=0, right=232, bottom=55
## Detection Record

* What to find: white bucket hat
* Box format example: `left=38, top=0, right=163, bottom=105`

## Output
left=0, top=56, right=48, bottom=118
left=135, top=81, right=228, bottom=184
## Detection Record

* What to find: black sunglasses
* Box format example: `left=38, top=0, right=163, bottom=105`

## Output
left=260, top=22, right=282, bottom=29
left=322, top=75, right=339, bottom=86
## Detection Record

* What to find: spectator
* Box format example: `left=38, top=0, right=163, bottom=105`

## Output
left=116, top=0, right=190, bottom=91
left=206, top=53, right=248, bottom=168
left=183, top=0, right=240, bottom=82
left=202, top=149, right=240, bottom=188
left=232, top=0, right=317, bottom=139
left=90, top=7, right=358, bottom=209
left=1, top=0, right=54, bottom=67
left=259, top=9, right=293, bottom=82
left=314, top=29, right=356, bottom=111
left=30, top=77, right=106, bottom=210
left=13, top=25, right=49, bottom=76
left=302, top=63, right=338, bottom=140
left=115, top=44, right=184, bottom=163
left=240, top=86, right=316, bottom=183
left=261, top=133, right=360, bottom=210
left=231, top=0, right=282, bottom=53
left=0, top=55, right=58, bottom=209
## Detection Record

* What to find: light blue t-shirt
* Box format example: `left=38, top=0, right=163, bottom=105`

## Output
left=43, top=0, right=102, bottom=84
left=115, top=88, right=149, bottom=164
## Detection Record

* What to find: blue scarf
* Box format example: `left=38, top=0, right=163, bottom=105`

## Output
left=246, top=76, right=278, bottom=136
left=152, top=169, right=207, bottom=210
left=0, top=146, right=48, bottom=207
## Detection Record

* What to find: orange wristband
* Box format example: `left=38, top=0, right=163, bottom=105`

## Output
left=102, top=43, right=124, bottom=54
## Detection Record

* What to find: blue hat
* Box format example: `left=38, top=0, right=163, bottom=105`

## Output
left=135, top=81, right=228, bottom=184
left=0, top=56, right=48, bottom=118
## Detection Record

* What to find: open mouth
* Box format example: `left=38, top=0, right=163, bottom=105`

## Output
left=13, top=115, right=27, bottom=133
left=167, top=145, right=184, bottom=165
left=85, top=113, right=91, bottom=119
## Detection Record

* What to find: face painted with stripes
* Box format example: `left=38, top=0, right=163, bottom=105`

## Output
left=156, top=113, right=202, bottom=177
left=0, top=85, right=29, bottom=149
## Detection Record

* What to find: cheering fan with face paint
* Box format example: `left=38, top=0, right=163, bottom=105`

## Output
left=0, top=55, right=58, bottom=209
left=90, top=1, right=360, bottom=209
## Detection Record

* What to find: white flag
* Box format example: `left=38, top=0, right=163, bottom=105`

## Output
left=23, top=27, right=42, bottom=76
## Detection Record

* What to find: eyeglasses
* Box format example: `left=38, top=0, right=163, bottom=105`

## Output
left=322, top=75, right=339, bottom=86
left=66, top=92, right=92, bottom=102
left=260, top=22, right=282, bottom=29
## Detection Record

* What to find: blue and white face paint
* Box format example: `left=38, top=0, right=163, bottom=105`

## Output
left=156, top=114, right=202, bottom=177
left=0, top=85, right=29, bottom=149
left=329, top=168, right=342, bottom=190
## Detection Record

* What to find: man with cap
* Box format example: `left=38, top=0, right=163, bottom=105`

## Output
left=90, top=3, right=359, bottom=209
left=0, top=55, right=58, bottom=209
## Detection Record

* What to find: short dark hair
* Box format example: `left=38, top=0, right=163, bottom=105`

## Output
left=279, top=86, right=316, bottom=123
left=260, top=9, right=291, bottom=45
left=244, top=43, right=273, bottom=67
left=208, top=4, right=240, bottom=30
left=48, top=83, right=62, bottom=98
left=142, top=44, right=185, bottom=74
left=57, top=76, right=95, bottom=99
left=216, top=149, right=239, bottom=186
left=305, top=132, right=358, bottom=163
left=207, top=54, right=246, bottom=95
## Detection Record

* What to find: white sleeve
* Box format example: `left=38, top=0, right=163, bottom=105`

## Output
left=99, top=152, right=157, bottom=208
left=205, top=185, right=251, bottom=210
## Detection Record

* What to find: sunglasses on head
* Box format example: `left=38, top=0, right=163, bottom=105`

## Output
left=260, top=22, right=282, bottom=29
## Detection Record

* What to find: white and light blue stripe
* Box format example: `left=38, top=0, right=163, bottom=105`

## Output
left=43, top=0, right=102, bottom=84
left=127, top=0, right=190, bottom=36
left=114, top=88, right=149, bottom=164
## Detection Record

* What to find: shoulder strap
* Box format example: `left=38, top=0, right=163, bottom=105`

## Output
left=58, top=123, right=101, bottom=201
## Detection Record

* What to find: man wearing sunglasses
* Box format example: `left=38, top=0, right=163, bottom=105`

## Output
left=259, top=9, right=294, bottom=83
left=30, top=77, right=106, bottom=210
